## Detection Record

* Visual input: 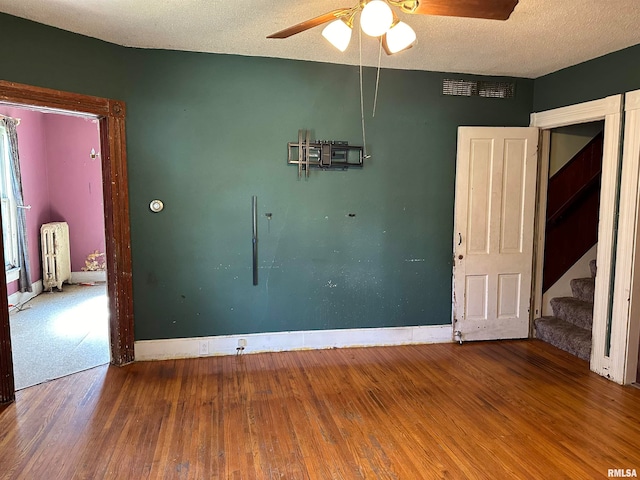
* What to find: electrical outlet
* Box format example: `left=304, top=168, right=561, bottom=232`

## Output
left=199, top=340, right=209, bottom=356
left=236, top=338, right=247, bottom=355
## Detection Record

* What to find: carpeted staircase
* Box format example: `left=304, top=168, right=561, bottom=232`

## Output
left=534, top=260, right=596, bottom=361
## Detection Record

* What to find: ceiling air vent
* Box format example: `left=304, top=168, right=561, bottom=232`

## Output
left=443, top=79, right=515, bottom=99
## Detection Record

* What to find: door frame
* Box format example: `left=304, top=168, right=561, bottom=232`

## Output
left=530, top=94, right=623, bottom=381
left=618, top=90, right=640, bottom=384
left=0, top=81, right=134, bottom=403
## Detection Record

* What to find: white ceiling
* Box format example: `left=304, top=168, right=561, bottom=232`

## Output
left=2, top=0, right=640, bottom=78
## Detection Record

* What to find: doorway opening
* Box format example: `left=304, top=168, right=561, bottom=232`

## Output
left=0, top=104, right=110, bottom=390
left=0, top=81, right=134, bottom=403
left=530, top=94, right=624, bottom=381
left=534, top=121, right=604, bottom=361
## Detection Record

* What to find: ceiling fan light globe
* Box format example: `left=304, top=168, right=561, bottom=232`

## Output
left=385, top=21, right=416, bottom=54
left=360, top=0, right=393, bottom=37
left=322, top=19, right=352, bottom=52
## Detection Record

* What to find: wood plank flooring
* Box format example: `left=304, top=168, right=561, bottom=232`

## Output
left=1, top=340, right=639, bottom=479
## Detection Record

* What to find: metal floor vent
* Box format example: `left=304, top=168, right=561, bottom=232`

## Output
left=443, top=79, right=515, bottom=99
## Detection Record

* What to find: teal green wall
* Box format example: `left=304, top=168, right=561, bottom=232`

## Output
left=0, top=13, right=534, bottom=340
left=0, top=14, right=125, bottom=99
left=533, top=44, right=640, bottom=111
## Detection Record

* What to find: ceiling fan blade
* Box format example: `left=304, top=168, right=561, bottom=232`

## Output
left=267, top=8, right=352, bottom=39
left=411, top=0, right=518, bottom=20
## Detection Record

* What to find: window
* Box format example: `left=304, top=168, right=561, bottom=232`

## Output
left=0, top=126, right=19, bottom=281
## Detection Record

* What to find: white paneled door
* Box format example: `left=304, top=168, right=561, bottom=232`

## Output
left=453, top=127, right=539, bottom=342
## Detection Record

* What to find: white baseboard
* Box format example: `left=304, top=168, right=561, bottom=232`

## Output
left=70, top=271, right=107, bottom=284
left=8, top=279, right=43, bottom=311
left=135, top=324, right=453, bottom=361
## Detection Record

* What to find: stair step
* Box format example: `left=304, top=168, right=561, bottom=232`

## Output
left=534, top=316, right=591, bottom=361
left=550, top=297, right=593, bottom=330
left=570, top=277, right=595, bottom=303
left=589, top=259, right=597, bottom=279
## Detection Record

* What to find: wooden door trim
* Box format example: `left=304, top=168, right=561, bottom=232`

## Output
left=0, top=81, right=134, bottom=403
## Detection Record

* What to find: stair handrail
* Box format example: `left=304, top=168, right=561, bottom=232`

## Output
left=547, top=171, right=601, bottom=227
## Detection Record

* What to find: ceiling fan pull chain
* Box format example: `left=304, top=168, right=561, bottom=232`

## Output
left=359, top=24, right=368, bottom=158
left=373, top=37, right=383, bottom=118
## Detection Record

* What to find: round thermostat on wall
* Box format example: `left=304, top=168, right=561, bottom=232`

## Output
left=149, top=199, right=164, bottom=212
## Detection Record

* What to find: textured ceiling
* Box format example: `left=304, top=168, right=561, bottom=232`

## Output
left=2, top=0, right=640, bottom=78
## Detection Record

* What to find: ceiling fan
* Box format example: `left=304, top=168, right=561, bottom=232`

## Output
left=267, top=0, right=519, bottom=54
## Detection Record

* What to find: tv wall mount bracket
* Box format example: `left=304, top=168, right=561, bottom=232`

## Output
left=287, top=129, right=364, bottom=179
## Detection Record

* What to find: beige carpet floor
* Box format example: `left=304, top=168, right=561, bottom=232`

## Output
left=9, top=283, right=109, bottom=390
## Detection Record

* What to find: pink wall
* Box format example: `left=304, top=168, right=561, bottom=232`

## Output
left=0, top=107, right=51, bottom=295
left=0, top=106, right=105, bottom=295
left=44, top=115, right=104, bottom=272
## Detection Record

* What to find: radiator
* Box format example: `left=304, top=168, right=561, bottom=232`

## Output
left=41, top=222, right=71, bottom=291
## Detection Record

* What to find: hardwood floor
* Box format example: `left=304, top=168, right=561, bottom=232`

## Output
left=1, top=340, right=639, bottom=479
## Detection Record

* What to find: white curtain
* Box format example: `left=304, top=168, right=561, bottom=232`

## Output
left=0, top=118, right=31, bottom=292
